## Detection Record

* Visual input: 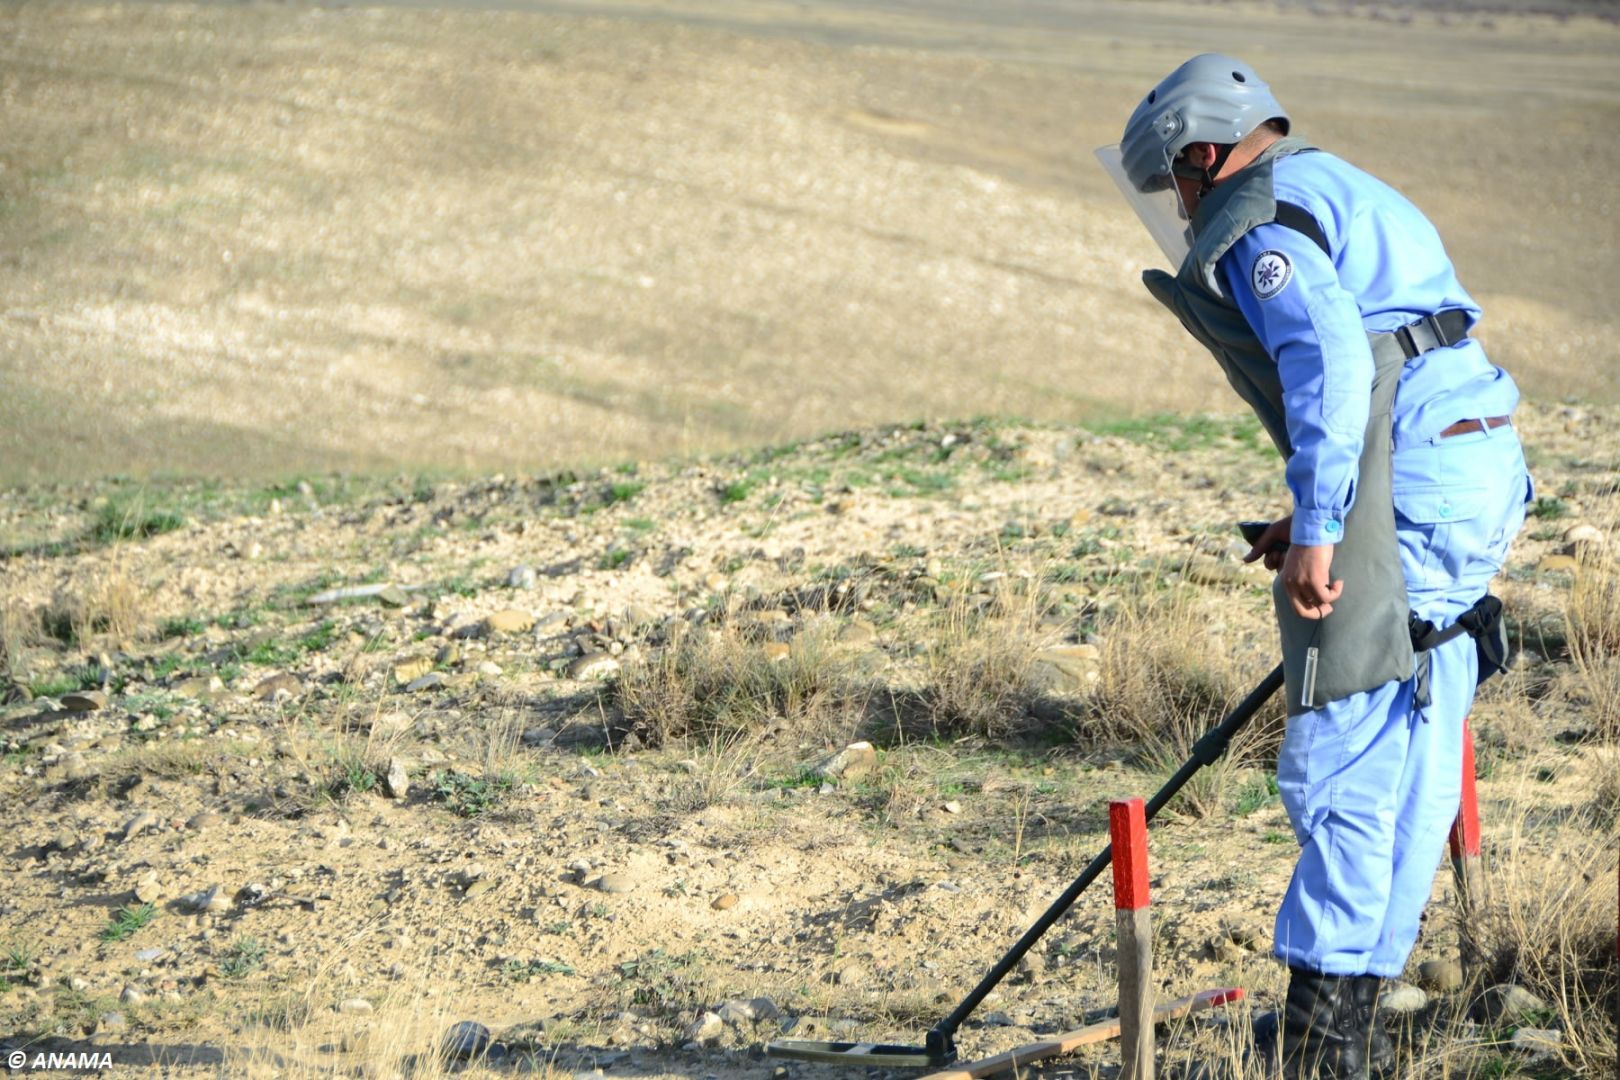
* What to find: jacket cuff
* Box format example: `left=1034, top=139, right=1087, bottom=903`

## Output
left=1291, top=508, right=1346, bottom=546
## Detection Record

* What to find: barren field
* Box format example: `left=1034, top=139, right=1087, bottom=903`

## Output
left=1, top=402, right=1617, bottom=1078
left=2, top=0, right=1618, bottom=483
left=1, top=2, right=1618, bottom=1078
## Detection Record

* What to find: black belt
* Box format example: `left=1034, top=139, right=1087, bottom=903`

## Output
left=1372, top=309, right=1472, bottom=360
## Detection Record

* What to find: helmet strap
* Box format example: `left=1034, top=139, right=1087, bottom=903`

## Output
left=1199, top=143, right=1238, bottom=197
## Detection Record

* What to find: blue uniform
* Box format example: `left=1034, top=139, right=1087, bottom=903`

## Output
left=1216, top=151, right=1531, bottom=977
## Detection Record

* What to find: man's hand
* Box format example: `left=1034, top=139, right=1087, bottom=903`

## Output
left=1241, top=515, right=1293, bottom=572
left=1281, top=543, right=1343, bottom=619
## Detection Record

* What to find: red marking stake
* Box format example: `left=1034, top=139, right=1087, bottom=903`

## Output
left=1448, top=718, right=1484, bottom=921
left=1109, top=798, right=1154, bottom=1080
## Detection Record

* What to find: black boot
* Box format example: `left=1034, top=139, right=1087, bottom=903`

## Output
left=1350, top=976, right=1395, bottom=1079
left=1279, top=967, right=1368, bottom=1079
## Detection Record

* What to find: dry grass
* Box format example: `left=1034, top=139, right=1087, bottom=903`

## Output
left=1461, top=790, right=1619, bottom=1077
left=1078, top=582, right=1281, bottom=817
left=37, top=568, right=145, bottom=648
left=610, top=620, right=856, bottom=748
left=1565, top=514, right=1620, bottom=741
left=906, top=578, right=1060, bottom=740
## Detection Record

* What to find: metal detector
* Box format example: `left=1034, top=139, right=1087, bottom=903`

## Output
left=768, top=663, right=1285, bottom=1068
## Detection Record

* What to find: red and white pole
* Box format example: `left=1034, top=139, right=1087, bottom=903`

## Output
left=1448, top=717, right=1484, bottom=966
left=1110, top=797, right=1154, bottom=1080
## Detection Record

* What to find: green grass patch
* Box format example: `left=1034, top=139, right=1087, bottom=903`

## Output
left=1529, top=496, right=1569, bottom=520
left=99, top=902, right=158, bottom=942
left=1233, top=773, right=1280, bottom=816
left=89, top=496, right=186, bottom=544
left=502, top=958, right=576, bottom=982
left=430, top=769, right=516, bottom=818
left=219, top=936, right=266, bottom=980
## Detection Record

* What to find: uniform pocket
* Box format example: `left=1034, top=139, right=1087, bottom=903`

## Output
left=1392, top=485, right=1490, bottom=526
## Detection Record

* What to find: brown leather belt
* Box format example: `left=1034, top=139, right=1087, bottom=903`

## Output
left=1438, top=415, right=1511, bottom=439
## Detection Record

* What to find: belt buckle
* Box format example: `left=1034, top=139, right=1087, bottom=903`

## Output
left=1425, top=314, right=1453, bottom=348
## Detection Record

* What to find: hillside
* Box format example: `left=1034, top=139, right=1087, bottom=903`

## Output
left=2, top=404, right=1616, bottom=1077
left=3, top=1, right=1619, bottom=483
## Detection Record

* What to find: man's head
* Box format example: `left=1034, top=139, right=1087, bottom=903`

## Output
left=1119, top=54, right=1290, bottom=213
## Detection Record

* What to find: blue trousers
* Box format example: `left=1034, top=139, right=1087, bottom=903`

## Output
left=1273, top=422, right=1530, bottom=977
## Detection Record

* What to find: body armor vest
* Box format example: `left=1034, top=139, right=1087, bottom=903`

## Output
left=1141, top=138, right=1414, bottom=713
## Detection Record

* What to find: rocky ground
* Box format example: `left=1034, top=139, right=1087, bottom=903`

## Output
left=2, top=402, right=1616, bottom=1078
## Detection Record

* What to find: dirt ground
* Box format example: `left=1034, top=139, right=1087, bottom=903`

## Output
left=1, top=400, right=1616, bottom=1078
left=1, top=2, right=1617, bottom=1077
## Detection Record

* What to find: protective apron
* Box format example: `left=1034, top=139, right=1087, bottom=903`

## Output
left=1140, top=137, right=1414, bottom=713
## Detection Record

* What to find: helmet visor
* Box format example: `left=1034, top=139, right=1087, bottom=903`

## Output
left=1095, top=143, right=1192, bottom=267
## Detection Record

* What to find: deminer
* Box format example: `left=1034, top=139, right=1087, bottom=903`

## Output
left=1097, top=56, right=1532, bottom=1078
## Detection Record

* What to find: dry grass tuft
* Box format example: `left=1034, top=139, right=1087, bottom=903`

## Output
left=39, top=568, right=145, bottom=646
left=1565, top=517, right=1620, bottom=741
left=610, top=620, right=855, bottom=748
left=1462, top=793, right=1619, bottom=1077
left=0, top=601, right=34, bottom=689
left=1078, top=583, right=1281, bottom=817
left=906, top=579, right=1059, bottom=740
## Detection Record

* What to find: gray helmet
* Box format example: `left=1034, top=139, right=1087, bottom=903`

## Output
left=1120, top=54, right=1289, bottom=193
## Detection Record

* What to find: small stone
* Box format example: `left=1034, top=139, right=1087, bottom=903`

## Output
left=681, top=1011, right=724, bottom=1044
left=595, top=873, right=635, bottom=894
left=484, top=609, right=536, bottom=635
left=1380, top=982, right=1428, bottom=1014
left=435, top=643, right=462, bottom=666
left=46, top=829, right=79, bottom=853
left=838, top=619, right=877, bottom=644
left=179, top=885, right=227, bottom=914
left=442, top=1020, right=492, bottom=1061
left=252, top=673, right=302, bottom=701
left=95, top=1011, right=128, bottom=1034
left=172, top=676, right=222, bottom=698
left=815, top=741, right=877, bottom=781
left=340, top=997, right=374, bottom=1015
left=1417, top=958, right=1464, bottom=993
left=120, top=984, right=146, bottom=1003
left=393, top=658, right=433, bottom=685
left=1475, top=983, right=1547, bottom=1025
left=1563, top=523, right=1602, bottom=546
left=830, top=962, right=866, bottom=987
left=710, top=893, right=739, bottom=911
left=462, top=878, right=495, bottom=900
left=384, top=758, right=410, bottom=800
left=134, top=947, right=164, bottom=962
left=187, top=811, right=223, bottom=831
left=941, top=801, right=962, bottom=814
left=507, top=565, right=538, bottom=590
left=567, top=653, right=620, bottom=680
left=476, top=661, right=502, bottom=677
left=121, top=810, right=157, bottom=842
left=376, top=585, right=410, bottom=607
left=133, top=870, right=164, bottom=904
left=405, top=672, right=447, bottom=693
left=61, top=690, right=108, bottom=712
left=1510, top=1027, right=1562, bottom=1062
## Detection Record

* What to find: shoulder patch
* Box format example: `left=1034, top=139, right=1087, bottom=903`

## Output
left=1251, top=249, right=1293, bottom=301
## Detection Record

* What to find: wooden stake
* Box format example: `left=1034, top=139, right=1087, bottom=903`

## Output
left=1110, top=797, right=1154, bottom=1080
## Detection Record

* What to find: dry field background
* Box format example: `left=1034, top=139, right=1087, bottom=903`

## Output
left=1, top=2, right=1618, bottom=1078
left=1, top=0, right=1618, bottom=483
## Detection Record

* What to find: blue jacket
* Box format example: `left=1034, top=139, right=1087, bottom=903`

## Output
left=1217, top=151, right=1520, bottom=547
